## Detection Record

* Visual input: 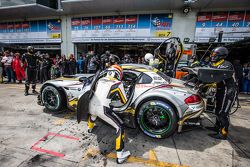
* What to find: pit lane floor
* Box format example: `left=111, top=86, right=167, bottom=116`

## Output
left=0, top=83, right=250, bottom=167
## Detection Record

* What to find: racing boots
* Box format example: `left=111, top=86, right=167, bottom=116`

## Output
left=208, top=127, right=228, bottom=140
left=117, top=150, right=131, bottom=164
left=24, top=91, right=29, bottom=96
left=32, top=90, right=39, bottom=94
left=87, top=124, right=96, bottom=133
left=87, top=116, right=97, bottom=133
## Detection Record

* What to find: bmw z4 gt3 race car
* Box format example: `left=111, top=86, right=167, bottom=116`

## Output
left=38, top=64, right=204, bottom=139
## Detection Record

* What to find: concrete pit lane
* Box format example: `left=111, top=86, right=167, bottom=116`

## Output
left=0, top=83, right=250, bottom=167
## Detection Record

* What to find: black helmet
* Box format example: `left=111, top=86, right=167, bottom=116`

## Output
left=27, top=46, right=34, bottom=54
left=105, top=50, right=110, bottom=55
left=211, top=46, right=228, bottom=62
left=109, top=54, right=120, bottom=65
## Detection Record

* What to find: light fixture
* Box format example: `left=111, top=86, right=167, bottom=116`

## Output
left=183, top=6, right=191, bottom=14
left=184, top=0, right=198, bottom=4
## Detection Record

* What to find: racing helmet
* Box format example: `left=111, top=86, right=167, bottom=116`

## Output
left=210, top=46, right=228, bottom=62
left=106, top=64, right=123, bottom=80
left=144, top=53, right=154, bottom=63
left=109, top=54, right=119, bottom=65
left=27, top=46, right=34, bottom=54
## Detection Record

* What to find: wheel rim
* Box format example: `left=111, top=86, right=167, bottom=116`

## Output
left=139, top=102, right=172, bottom=135
left=44, top=89, right=59, bottom=109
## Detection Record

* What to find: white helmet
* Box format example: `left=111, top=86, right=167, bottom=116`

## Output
left=144, top=53, right=154, bottom=62
left=106, top=64, right=123, bottom=80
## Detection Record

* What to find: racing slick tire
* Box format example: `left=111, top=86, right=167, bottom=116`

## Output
left=41, top=85, right=66, bottom=112
left=137, top=99, right=178, bottom=139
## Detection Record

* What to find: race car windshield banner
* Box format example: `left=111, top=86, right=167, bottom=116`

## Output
left=195, top=11, right=250, bottom=43
left=0, top=19, right=61, bottom=43
left=71, top=13, right=173, bottom=43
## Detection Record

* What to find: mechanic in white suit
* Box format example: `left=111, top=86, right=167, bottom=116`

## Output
left=87, top=64, right=131, bottom=164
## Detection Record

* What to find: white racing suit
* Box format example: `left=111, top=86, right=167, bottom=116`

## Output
left=87, top=76, right=130, bottom=163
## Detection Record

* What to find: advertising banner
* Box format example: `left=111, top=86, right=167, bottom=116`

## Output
left=0, top=19, right=61, bottom=43
left=71, top=13, right=173, bottom=43
left=195, top=11, right=250, bottom=43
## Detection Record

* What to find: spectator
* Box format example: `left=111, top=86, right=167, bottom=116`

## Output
left=1, top=51, right=15, bottom=83
left=13, top=53, right=25, bottom=84
left=53, top=54, right=61, bottom=78
left=86, top=51, right=99, bottom=74
left=242, top=63, right=250, bottom=94
left=137, top=57, right=142, bottom=64
left=69, top=54, right=76, bottom=75
left=77, top=55, right=85, bottom=73
left=39, top=54, right=46, bottom=83
left=59, top=55, right=69, bottom=76
left=45, top=54, right=53, bottom=80
left=0, top=53, right=3, bottom=83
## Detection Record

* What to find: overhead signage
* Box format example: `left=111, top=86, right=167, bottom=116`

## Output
left=0, top=19, right=61, bottom=43
left=71, top=13, right=173, bottom=43
left=195, top=11, right=250, bottom=43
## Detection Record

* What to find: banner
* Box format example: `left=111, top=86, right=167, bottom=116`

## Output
left=195, top=11, right=250, bottom=43
left=71, top=13, right=173, bottom=43
left=0, top=19, right=61, bottom=43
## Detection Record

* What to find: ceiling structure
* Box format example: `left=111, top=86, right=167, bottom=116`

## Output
left=0, top=0, right=250, bottom=21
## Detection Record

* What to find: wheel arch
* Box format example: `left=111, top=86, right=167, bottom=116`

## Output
left=134, top=92, right=182, bottom=120
left=135, top=96, right=180, bottom=120
left=40, top=83, right=67, bottom=105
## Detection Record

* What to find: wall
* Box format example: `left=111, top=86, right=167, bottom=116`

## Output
left=60, top=16, right=74, bottom=57
left=61, top=9, right=199, bottom=56
left=172, top=10, right=197, bottom=42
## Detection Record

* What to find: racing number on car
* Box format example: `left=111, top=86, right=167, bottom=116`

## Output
left=158, top=31, right=171, bottom=37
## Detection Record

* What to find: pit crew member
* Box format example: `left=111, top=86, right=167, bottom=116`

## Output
left=87, top=64, right=131, bottom=164
left=207, top=46, right=237, bottom=140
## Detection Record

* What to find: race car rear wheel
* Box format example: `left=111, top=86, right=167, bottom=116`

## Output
left=137, top=100, right=177, bottom=139
left=42, top=85, right=65, bottom=112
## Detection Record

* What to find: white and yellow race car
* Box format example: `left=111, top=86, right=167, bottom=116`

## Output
left=38, top=64, right=204, bottom=138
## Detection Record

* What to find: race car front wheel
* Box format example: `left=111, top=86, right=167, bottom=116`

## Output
left=137, top=100, right=177, bottom=139
left=42, top=85, right=65, bottom=112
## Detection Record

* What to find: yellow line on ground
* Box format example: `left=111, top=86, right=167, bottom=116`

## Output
left=106, top=152, right=187, bottom=167
left=82, top=147, right=188, bottom=167
left=149, top=149, right=158, bottom=161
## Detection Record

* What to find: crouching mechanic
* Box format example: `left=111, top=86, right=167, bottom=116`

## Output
left=87, top=64, right=130, bottom=164
left=207, top=46, right=237, bottom=140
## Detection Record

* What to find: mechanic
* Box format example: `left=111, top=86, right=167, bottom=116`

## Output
left=207, top=46, right=237, bottom=140
left=87, top=64, right=131, bottom=164
left=100, top=50, right=111, bottom=70
left=22, top=46, right=41, bottom=96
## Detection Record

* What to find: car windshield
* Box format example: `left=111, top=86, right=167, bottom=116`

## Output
left=156, top=70, right=171, bottom=83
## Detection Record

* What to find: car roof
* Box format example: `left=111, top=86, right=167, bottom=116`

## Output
left=121, top=63, right=158, bottom=73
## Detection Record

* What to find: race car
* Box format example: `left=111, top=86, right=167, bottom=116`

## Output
left=38, top=64, right=204, bottom=138
left=78, top=64, right=204, bottom=138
